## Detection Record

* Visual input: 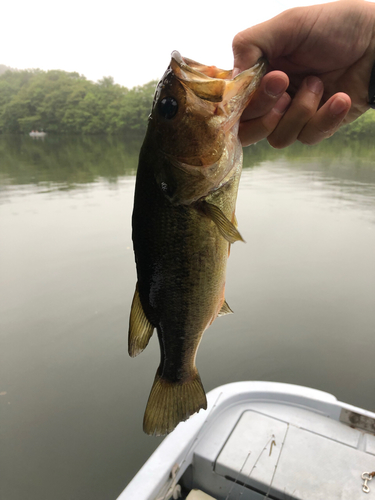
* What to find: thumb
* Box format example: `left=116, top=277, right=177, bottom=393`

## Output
left=232, top=28, right=263, bottom=77
left=232, top=8, right=304, bottom=76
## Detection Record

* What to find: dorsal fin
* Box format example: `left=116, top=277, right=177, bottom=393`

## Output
left=128, top=284, right=154, bottom=357
left=200, top=201, right=245, bottom=244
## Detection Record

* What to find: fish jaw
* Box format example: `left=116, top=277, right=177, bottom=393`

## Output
left=148, top=51, right=266, bottom=205
left=170, top=50, right=266, bottom=130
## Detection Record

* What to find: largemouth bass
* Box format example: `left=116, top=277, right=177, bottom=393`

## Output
left=129, top=51, right=265, bottom=436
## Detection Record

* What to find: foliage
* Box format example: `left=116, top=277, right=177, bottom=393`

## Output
left=1, top=64, right=375, bottom=137
left=0, top=64, right=9, bottom=75
left=334, top=111, right=375, bottom=139
left=0, top=68, right=157, bottom=135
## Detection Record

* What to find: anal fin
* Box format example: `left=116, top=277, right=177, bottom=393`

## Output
left=128, top=283, right=154, bottom=357
left=200, top=201, right=244, bottom=243
left=218, top=300, right=233, bottom=316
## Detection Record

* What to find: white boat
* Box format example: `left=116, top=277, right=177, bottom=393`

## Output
left=29, top=131, right=47, bottom=137
left=118, top=381, right=375, bottom=500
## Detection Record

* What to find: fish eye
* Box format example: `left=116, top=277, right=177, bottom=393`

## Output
left=158, top=97, right=178, bottom=119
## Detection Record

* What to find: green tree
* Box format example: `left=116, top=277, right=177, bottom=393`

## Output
left=0, top=67, right=157, bottom=135
left=5, top=64, right=375, bottom=140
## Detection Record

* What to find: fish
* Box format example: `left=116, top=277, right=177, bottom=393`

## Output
left=129, top=51, right=266, bottom=436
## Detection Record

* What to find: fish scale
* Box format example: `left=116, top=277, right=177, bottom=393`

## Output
left=129, top=51, right=266, bottom=435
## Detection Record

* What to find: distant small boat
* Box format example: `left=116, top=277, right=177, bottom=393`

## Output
left=118, top=381, right=375, bottom=500
left=29, top=131, right=47, bottom=137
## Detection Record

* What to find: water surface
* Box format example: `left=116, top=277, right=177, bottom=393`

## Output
left=1, top=134, right=374, bottom=500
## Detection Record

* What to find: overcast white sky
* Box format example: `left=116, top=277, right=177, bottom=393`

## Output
left=1, top=0, right=372, bottom=89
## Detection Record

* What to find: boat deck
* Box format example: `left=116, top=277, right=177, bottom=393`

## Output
left=119, top=382, right=375, bottom=500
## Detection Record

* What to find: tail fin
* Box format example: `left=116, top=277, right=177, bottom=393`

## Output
left=143, top=372, right=207, bottom=436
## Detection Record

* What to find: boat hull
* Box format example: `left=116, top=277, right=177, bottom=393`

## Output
left=118, top=381, right=375, bottom=500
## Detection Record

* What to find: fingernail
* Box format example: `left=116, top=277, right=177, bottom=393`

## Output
left=306, top=76, right=323, bottom=94
left=329, top=96, right=348, bottom=115
left=266, top=76, right=287, bottom=97
left=232, top=67, right=241, bottom=78
left=274, top=93, right=291, bottom=113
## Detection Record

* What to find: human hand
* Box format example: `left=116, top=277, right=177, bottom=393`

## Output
left=233, top=0, right=375, bottom=148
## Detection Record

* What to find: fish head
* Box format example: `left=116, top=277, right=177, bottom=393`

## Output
left=148, top=51, right=266, bottom=204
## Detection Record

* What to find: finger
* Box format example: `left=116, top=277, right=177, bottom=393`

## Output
left=267, top=76, right=324, bottom=149
left=239, top=92, right=291, bottom=146
left=297, top=93, right=351, bottom=145
left=241, top=71, right=289, bottom=121
left=232, top=7, right=310, bottom=74
left=232, top=29, right=263, bottom=77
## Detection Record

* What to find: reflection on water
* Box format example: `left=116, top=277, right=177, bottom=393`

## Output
left=0, top=134, right=141, bottom=191
left=1, top=134, right=375, bottom=500
left=2, top=133, right=375, bottom=193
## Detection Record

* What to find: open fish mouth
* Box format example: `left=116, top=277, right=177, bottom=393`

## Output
left=169, top=50, right=267, bottom=129
left=171, top=50, right=267, bottom=83
left=147, top=51, right=267, bottom=204
left=171, top=50, right=234, bottom=81
left=151, top=51, right=266, bottom=131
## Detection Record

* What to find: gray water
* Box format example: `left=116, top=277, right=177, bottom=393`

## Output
left=1, top=134, right=375, bottom=500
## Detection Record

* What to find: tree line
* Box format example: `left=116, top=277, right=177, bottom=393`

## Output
left=0, top=68, right=157, bottom=135
left=0, top=66, right=375, bottom=137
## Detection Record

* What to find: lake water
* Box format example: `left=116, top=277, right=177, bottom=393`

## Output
left=1, top=134, right=375, bottom=499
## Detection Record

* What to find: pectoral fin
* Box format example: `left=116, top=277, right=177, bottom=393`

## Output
left=201, top=201, right=244, bottom=243
left=128, top=284, right=154, bottom=357
left=218, top=300, right=233, bottom=317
